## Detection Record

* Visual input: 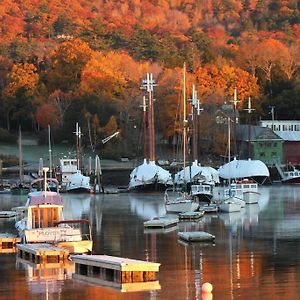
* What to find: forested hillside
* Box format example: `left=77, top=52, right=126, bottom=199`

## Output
left=0, top=0, right=299, bottom=157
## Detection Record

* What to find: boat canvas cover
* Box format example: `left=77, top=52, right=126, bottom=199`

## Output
left=175, top=161, right=219, bottom=185
left=218, top=159, right=270, bottom=180
left=27, top=191, right=62, bottom=206
left=129, top=160, right=172, bottom=188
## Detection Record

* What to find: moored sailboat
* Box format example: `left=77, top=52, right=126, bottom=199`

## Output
left=128, top=73, right=172, bottom=191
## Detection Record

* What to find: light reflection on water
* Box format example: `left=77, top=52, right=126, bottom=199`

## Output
left=1, top=186, right=300, bottom=299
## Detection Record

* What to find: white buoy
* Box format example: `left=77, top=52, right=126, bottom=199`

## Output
left=202, top=282, right=213, bottom=293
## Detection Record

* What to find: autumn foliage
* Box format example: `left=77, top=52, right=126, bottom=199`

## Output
left=0, top=0, right=300, bottom=158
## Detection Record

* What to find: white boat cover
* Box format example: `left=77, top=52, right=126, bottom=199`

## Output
left=174, top=161, right=219, bottom=185
left=129, top=159, right=172, bottom=189
left=66, top=171, right=91, bottom=192
left=218, top=158, right=270, bottom=180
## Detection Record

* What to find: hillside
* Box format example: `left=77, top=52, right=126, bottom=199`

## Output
left=0, top=0, right=299, bottom=158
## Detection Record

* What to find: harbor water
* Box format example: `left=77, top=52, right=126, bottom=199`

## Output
left=1, top=185, right=300, bottom=299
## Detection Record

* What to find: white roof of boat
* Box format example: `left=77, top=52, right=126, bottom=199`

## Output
left=129, top=160, right=172, bottom=188
left=27, top=191, right=62, bottom=206
left=174, top=161, right=219, bottom=184
left=218, top=158, right=270, bottom=179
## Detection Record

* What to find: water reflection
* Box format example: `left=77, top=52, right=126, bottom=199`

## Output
left=2, top=186, right=300, bottom=299
left=16, top=258, right=74, bottom=298
left=128, top=193, right=166, bottom=220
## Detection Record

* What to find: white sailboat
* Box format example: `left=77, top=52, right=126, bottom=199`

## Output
left=128, top=73, right=172, bottom=191
left=218, top=114, right=245, bottom=213
left=165, top=64, right=199, bottom=213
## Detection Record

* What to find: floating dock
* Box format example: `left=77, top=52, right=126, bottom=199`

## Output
left=0, top=211, right=17, bottom=218
left=0, top=233, right=20, bottom=253
left=144, top=217, right=178, bottom=228
left=179, top=211, right=205, bottom=221
left=17, top=243, right=69, bottom=263
left=71, top=255, right=160, bottom=285
left=178, top=231, right=215, bottom=242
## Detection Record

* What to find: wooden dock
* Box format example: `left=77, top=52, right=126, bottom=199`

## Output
left=71, top=255, right=160, bottom=284
left=17, top=243, right=69, bottom=263
left=144, top=217, right=178, bottom=228
left=179, top=211, right=205, bottom=221
left=178, top=231, right=215, bottom=242
left=73, top=274, right=161, bottom=292
left=0, top=233, right=20, bottom=253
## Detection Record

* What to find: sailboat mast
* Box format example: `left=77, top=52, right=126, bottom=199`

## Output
left=228, top=117, right=231, bottom=183
left=183, top=63, right=187, bottom=171
left=141, top=73, right=156, bottom=162
left=18, top=126, right=23, bottom=184
left=244, top=97, right=255, bottom=158
left=142, top=95, right=148, bottom=159
left=48, top=125, right=52, bottom=175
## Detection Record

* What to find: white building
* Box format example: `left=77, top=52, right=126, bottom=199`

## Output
left=259, top=120, right=300, bottom=132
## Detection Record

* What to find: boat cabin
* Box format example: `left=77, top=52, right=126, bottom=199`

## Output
left=25, top=191, right=63, bottom=230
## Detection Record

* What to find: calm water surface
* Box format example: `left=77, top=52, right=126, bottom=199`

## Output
left=1, top=186, right=300, bottom=300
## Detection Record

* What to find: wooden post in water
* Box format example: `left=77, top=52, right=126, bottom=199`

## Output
left=0, top=160, right=3, bottom=189
left=94, top=155, right=104, bottom=193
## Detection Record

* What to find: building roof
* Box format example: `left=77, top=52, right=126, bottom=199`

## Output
left=274, top=131, right=300, bottom=141
left=236, top=125, right=282, bottom=142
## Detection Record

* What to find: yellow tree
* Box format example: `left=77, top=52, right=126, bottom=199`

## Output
left=46, top=38, right=93, bottom=93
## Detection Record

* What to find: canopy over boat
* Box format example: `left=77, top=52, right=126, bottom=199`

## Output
left=174, top=161, right=219, bottom=185
left=129, top=159, right=172, bottom=189
left=27, top=191, right=62, bottom=206
left=218, top=158, right=270, bottom=182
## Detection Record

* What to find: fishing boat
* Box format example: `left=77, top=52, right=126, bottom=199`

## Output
left=128, top=73, right=172, bottom=191
left=59, top=123, right=92, bottom=193
left=15, top=168, right=93, bottom=254
left=165, top=188, right=199, bottom=213
left=231, top=179, right=260, bottom=204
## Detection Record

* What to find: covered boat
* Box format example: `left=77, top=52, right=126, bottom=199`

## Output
left=218, top=158, right=270, bottom=184
left=174, top=161, right=219, bottom=185
left=129, top=159, right=172, bottom=191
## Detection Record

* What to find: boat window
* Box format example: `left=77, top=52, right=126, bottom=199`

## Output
left=290, top=172, right=294, bottom=176
left=295, top=172, right=298, bottom=176
left=250, top=185, right=256, bottom=188
left=244, top=184, right=249, bottom=188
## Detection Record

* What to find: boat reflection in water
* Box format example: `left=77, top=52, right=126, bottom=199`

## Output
left=62, top=194, right=92, bottom=220
left=129, top=193, right=166, bottom=220
left=16, top=258, right=75, bottom=296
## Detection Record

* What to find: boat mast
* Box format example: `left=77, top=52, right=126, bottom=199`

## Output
left=18, top=126, right=24, bottom=184
left=48, top=124, right=52, bottom=175
left=75, top=122, right=81, bottom=170
left=228, top=117, right=231, bottom=184
left=142, top=95, right=148, bottom=159
left=231, top=88, right=239, bottom=158
left=244, top=97, right=255, bottom=159
left=190, top=84, right=203, bottom=163
left=141, top=73, right=156, bottom=162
